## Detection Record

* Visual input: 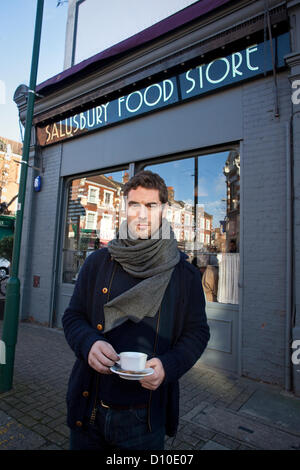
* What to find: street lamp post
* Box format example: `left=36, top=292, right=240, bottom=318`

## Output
left=0, top=0, right=44, bottom=393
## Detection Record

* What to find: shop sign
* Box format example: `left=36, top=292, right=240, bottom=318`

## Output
left=37, top=32, right=290, bottom=147
left=179, top=32, right=289, bottom=99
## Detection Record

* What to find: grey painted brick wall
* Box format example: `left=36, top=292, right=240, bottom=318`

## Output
left=294, top=112, right=300, bottom=329
left=60, top=87, right=243, bottom=177
left=20, top=144, right=62, bottom=325
left=241, top=71, right=292, bottom=386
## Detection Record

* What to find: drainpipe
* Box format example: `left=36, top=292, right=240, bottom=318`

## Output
left=285, top=107, right=300, bottom=392
left=289, top=108, right=300, bottom=396
left=285, top=119, right=293, bottom=392
left=48, top=146, right=63, bottom=328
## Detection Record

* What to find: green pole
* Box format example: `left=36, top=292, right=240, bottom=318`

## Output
left=0, top=0, right=44, bottom=393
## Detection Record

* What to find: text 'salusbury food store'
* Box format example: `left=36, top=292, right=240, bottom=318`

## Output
left=14, top=0, right=300, bottom=395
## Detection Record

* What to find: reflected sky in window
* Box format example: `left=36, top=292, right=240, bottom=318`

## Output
left=145, top=151, right=230, bottom=228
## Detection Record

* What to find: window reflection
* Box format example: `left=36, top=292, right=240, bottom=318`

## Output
left=63, top=170, right=128, bottom=283
left=62, top=152, right=240, bottom=303
left=145, top=150, right=240, bottom=305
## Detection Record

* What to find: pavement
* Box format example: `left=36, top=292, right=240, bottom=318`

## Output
left=0, top=320, right=300, bottom=451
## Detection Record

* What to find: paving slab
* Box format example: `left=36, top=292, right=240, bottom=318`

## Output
left=239, top=389, right=300, bottom=433
left=0, top=410, right=45, bottom=450
left=180, top=402, right=210, bottom=422
left=191, top=404, right=300, bottom=450
left=2, top=321, right=300, bottom=451
left=201, top=440, right=230, bottom=450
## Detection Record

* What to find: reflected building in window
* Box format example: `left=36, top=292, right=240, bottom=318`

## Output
left=144, top=150, right=240, bottom=305
left=195, top=205, right=213, bottom=252
left=63, top=153, right=240, bottom=303
left=167, top=185, right=213, bottom=254
left=223, top=150, right=240, bottom=252
left=63, top=170, right=129, bottom=283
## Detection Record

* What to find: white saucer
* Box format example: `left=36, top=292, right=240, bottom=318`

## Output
left=110, top=364, right=154, bottom=381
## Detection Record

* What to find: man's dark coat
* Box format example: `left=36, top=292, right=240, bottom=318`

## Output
left=63, top=248, right=210, bottom=436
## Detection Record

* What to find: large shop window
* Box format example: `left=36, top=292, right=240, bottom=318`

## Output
left=62, top=169, right=128, bottom=283
left=62, top=151, right=240, bottom=305
left=144, top=150, right=240, bottom=305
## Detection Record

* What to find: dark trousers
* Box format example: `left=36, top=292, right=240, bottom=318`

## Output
left=70, top=404, right=165, bottom=450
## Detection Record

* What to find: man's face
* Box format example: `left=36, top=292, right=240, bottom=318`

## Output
left=126, top=186, right=165, bottom=239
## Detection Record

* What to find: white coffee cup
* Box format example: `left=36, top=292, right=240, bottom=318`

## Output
left=117, top=352, right=147, bottom=372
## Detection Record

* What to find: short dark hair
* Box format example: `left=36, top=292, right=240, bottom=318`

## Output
left=123, top=170, right=168, bottom=204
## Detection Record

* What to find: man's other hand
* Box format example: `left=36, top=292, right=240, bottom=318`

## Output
left=88, top=340, right=119, bottom=374
left=139, top=357, right=165, bottom=390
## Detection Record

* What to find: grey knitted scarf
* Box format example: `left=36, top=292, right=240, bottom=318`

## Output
left=103, top=217, right=180, bottom=333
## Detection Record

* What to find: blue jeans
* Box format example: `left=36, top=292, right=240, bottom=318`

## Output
left=70, top=404, right=165, bottom=450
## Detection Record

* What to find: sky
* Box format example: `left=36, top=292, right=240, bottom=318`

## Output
left=0, top=0, right=68, bottom=143
left=145, top=152, right=229, bottom=228
left=0, top=0, right=198, bottom=144
left=75, top=0, right=198, bottom=63
left=106, top=151, right=229, bottom=229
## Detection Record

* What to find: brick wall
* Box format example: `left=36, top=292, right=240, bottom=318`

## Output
left=241, top=71, right=292, bottom=385
left=294, top=111, right=300, bottom=328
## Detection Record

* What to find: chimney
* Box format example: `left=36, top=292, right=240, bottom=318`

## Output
left=167, top=186, right=174, bottom=201
left=123, top=172, right=129, bottom=183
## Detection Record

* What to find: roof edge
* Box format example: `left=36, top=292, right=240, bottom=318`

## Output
left=36, top=0, right=232, bottom=94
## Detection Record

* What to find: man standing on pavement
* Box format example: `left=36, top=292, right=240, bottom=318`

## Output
left=63, top=170, right=210, bottom=450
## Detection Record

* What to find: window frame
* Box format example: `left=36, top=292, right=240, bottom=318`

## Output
left=87, top=186, right=99, bottom=204
left=60, top=144, right=240, bottom=297
left=103, top=189, right=114, bottom=207
left=86, top=210, right=97, bottom=230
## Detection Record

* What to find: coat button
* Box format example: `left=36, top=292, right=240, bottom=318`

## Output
left=76, top=420, right=83, bottom=427
left=102, top=287, right=108, bottom=294
left=97, top=324, right=103, bottom=331
left=82, top=391, right=89, bottom=398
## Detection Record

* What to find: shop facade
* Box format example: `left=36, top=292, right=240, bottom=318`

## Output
left=14, top=0, right=300, bottom=393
